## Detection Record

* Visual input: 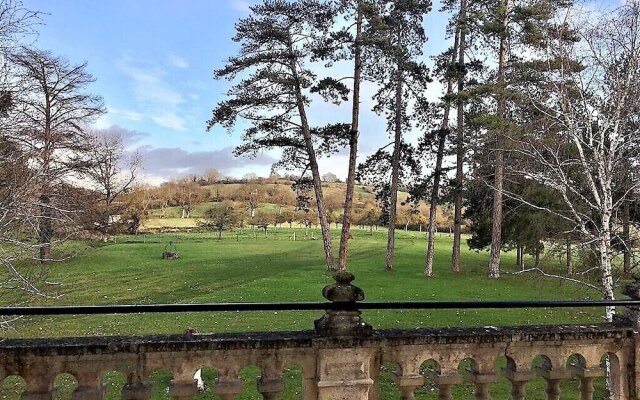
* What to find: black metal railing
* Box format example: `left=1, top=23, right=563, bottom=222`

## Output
left=0, top=299, right=637, bottom=316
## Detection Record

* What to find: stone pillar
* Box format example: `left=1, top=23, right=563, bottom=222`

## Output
left=73, top=373, right=105, bottom=400
left=503, top=366, right=535, bottom=400
left=467, top=371, right=497, bottom=400
left=536, top=365, right=571, bottom=400
left=314, top=271, right=373, bottom=337
left=316, top=348, right=375, bottom=400
left=570, top=363, right=603, bottom=400
left=22, top=369, right=55, bottom=400
left=313, top=272, right=375, bottom=400
left=429, top=371, right=462, bottom=400
left=393, top=372, right=423, bottom=400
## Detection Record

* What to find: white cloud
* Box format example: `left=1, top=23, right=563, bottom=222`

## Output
left=92, top=114, right=112, bottom=130
left=117, top=54, right=188, bottom=131
left=152, top=113, right=187, bottom=131
left=132, top=145, right=276, bottom=183
left=121, top=64, right=184, bottom=107
left=168, top=54, right=189, bottom=69
left=109, top=107, right=144, bottom=122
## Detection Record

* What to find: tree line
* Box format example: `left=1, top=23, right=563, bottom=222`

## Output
left=123, top=173, right=453, bottom=231
left=210, top=0, right=640, bottom=312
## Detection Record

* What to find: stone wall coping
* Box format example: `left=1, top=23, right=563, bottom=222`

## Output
left=0, top=323, right=631, bottom=357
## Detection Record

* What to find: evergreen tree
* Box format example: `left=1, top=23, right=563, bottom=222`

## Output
left=208, top=0, right=345, bottom=270
left=468, top=0, right=575, bottom=278
left=312, top=0, right=378, bottom=271
left=365, top=0, right=431, bottom=271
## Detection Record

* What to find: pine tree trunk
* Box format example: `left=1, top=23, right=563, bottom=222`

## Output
left=386, top=61, right=403, bottom=271
left=288, top=43, right=334, bottom=271
left=487, top=0, right=510, bottom=280
left=425, top=27, right=460, bottom=277
left=338, top=3, right=363, bottom=272
left=451, top=0, right=468, bottom=274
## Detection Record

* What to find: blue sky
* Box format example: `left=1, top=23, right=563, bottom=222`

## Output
left=18, top=0, right=453, bottom=183
left=20, top=0, right=619, bottom=184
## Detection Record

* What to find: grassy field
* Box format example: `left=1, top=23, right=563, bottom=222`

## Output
left=2, top=228, right=605, bottom=337
left=0, top=228, right=612, bottom=399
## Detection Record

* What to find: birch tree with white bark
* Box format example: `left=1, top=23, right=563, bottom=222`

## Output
left=511, top=2, right=640, bottom=320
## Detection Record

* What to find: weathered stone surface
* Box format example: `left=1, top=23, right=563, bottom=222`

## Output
left=0, top=323, right=636, bottom=400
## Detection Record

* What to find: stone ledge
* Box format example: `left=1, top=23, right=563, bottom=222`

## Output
left=0, top=324, right=631, bottom=357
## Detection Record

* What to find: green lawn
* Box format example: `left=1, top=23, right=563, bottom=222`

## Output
left=0, top=229, right=613, bottom=400
left=2, top=228, right=605, bottom=338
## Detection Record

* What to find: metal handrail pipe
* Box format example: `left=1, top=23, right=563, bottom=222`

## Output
left=0, top=299, right=638, bottom=316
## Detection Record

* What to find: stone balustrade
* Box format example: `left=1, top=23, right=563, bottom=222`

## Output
left=0, top=324, right=636, bottom=399
left=1, top=272, right=639, bottom=399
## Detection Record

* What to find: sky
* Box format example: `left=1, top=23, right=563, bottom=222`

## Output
left=20, top=0, right=621, bottom=185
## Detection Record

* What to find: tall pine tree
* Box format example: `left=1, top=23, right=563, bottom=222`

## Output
left=208, top=0, right=345, bottom=270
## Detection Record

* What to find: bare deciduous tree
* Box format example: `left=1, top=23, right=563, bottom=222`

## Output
left=85, top=127, right=141, bottom=234
left=8, top=47, right=105, bottom=262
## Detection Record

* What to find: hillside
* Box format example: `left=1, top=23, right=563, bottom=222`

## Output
left=141, top=180, right=454, bottom=232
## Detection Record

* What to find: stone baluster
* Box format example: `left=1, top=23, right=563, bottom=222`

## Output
left=168, top=370, right=198, bottom=400
left=256, top=356, right=284, bottom=400
left=467, top=369, right=497, bottom=400
left=569, top=363, right=602, bottom=400
left=22, top=368, right=55, bottom=400
left=428, top=371, right=462, bottom=400
left=213, top=378, right=243, bottom=400
left=72, top=372, right=105, bottom=400
left=392, top=372, right=423, bottom=400
left=503, top=366, right=535, bottom=400
left=535, top=364, right=571, bottom=400
left=122, top=375, right=152, bottom=400
left=257, top=376, right=284, bottom=400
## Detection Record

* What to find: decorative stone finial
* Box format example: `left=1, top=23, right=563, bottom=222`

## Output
left=322, top=271, right=365, bottom=303
left=314, top=272, right=373, bottom=337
